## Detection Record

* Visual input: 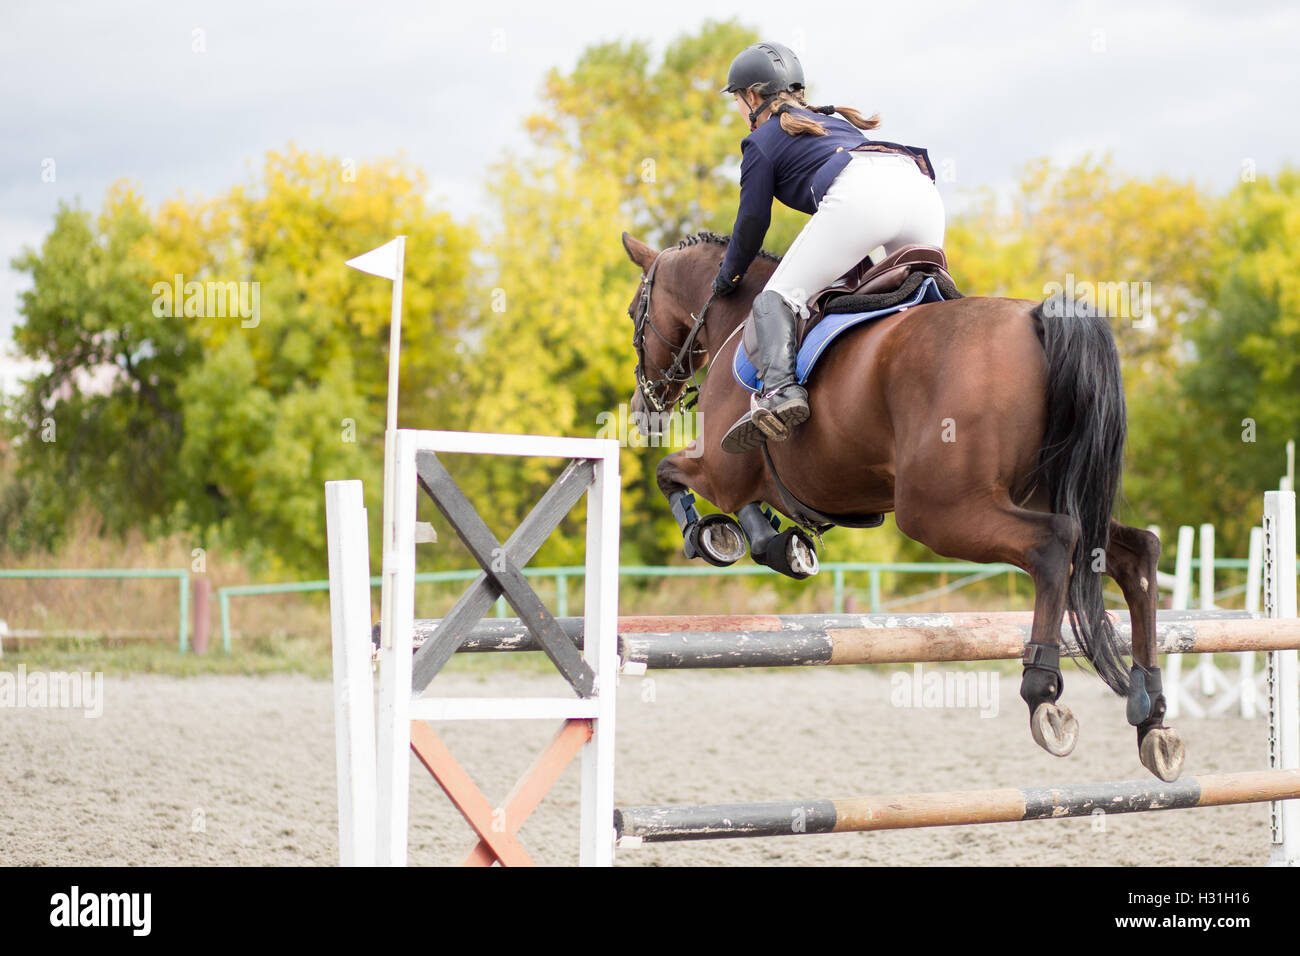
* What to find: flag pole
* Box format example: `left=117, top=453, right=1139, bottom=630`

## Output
left=380, top=236, right=406, bottom=651
left=344, top=235, right=408, bottom=653
left=385, top=236, right=406, bottom=437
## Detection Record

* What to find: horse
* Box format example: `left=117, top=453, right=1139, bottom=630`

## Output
left=620, top=229, right=1185, bottom=782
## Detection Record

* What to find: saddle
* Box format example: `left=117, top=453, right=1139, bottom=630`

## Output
left=742, top=244, right=961, bottom=360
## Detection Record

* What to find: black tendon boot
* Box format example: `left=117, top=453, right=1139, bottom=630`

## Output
left=721, top=291, right=810, bottom=454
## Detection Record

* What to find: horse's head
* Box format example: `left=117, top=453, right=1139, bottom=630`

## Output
left=620, top=231, right=731, bottom=437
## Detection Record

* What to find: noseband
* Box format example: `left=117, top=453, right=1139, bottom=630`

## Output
left=629, top=252, right=714, bottom=415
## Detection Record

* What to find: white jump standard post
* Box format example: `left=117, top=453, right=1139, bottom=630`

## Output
left=1165, top=525, right=1200, bottom=719
left=375, top=429, right=621, bottom=866
left=1265, top=490, right=1299, bottom=866
left=326, top=480, right=377, bottom=867
left=336, top=236, right=622, bottom=866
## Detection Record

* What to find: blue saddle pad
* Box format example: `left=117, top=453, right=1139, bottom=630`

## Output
left=733, top=275, right=946, bottom=393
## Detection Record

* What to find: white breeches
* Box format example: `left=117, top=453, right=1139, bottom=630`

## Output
left=763, top=152, right=947, bottom=320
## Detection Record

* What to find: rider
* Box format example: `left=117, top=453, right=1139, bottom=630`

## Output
left=714, top=41, right=947, bottom=454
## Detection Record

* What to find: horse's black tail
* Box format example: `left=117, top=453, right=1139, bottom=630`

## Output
left=1031, top=291, right=1130, bottom=696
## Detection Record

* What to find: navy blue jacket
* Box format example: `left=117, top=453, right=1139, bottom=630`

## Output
left=718, top=108, right=875, bottom=284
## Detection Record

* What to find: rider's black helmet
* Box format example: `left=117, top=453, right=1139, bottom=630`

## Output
left=720, top=41, right=805, bottom=96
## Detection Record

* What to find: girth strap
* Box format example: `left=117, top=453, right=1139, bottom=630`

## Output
left=759, top=444, right=885, bottom=532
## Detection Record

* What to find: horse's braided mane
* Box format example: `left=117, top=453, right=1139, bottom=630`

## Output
left=672, top=230, right=780, bottom=263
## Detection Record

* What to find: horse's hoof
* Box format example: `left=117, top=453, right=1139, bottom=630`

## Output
left=692, top=514, right=746, bottom=567
left=787, top=531, right=819, bottom=577
left=1139, top=727, right=1185, bottom=782
left=1029, top=702, right=1078, bottom=757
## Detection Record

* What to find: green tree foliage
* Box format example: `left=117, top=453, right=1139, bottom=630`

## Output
left=1145, top=170, right=1300, bottom=548
left=526, top=18, right=810, bottom=251
left=5, top=188, right=191, bottom=550
left=4, top=150, right=478, bottom=575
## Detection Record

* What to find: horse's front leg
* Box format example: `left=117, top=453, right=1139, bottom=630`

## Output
left=656, top=451, right=747, bottom=567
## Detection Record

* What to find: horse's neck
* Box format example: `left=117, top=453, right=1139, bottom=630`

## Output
left=681, top=252, right=774, bottom=355
left=702, top=298, right=750, bottom=356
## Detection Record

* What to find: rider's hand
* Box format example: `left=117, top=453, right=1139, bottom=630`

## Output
left=712, top=271, right=740, bottom=297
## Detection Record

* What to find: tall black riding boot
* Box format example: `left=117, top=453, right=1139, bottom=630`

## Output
left=721, top=291, right=810, bottom=454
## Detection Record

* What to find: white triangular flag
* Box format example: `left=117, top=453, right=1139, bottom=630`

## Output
left=345, top=237, right=405, bottom=281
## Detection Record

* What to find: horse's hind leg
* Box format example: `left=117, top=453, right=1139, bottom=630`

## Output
left=1105, top=521, right=1185, bottom=781
left=896, top=490, right=1081, bottom=757
left=1014, top=510, right=1084, bottom=759
left=656, top=453, right=746, bottom=567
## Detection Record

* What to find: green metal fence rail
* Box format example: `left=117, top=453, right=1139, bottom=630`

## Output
left=0, top=569, right=191, bottom=652
left=217, top=569, right=573, bottom=655
left=214, top=557, right=1270, bottom=655
left=0, top=557, right=1272, bottom=656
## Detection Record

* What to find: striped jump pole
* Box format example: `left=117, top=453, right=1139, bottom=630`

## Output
left=614, top=770, right=1300, bottom=844
left=397, top=609, right=1300, bottom=669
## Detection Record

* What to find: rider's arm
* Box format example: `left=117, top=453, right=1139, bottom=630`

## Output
left=719, top=138, right=775, bottom=285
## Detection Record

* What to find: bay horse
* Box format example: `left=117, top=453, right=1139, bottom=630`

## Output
left=621, top=229, right=1185, bottom=782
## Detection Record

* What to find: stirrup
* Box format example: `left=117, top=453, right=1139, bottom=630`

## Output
left=751, top=387, right=809, bottom=442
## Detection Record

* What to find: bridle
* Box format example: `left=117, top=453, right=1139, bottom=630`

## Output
left=629, top=251, right=715, bottom=415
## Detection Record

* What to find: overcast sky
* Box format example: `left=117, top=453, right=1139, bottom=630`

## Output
left=2, top=0, right=1297, bottom=346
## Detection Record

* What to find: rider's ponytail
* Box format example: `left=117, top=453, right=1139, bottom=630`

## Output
left=809, top=103, right=881, bottom=133
left=749, top=87, right=881, bottom=136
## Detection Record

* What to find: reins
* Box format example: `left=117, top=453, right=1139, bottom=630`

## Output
left=630, top=251, right=714, bottom=415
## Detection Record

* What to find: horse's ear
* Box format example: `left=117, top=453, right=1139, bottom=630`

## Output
left=622, top=231, right=658, bottom=271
